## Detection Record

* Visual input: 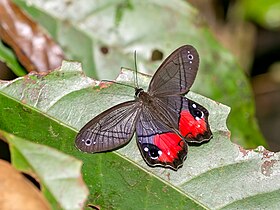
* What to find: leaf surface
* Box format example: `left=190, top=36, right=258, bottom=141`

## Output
left=0, top=62, right=279, bottom=209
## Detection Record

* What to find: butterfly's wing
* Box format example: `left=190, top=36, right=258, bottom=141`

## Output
left=151, top=95, right=212, bottom=143
left=136, top=95, right=212, bottom=170
left=75, top=101, right=142, bottom=153
left=178, top=98, right=212, bottom=142
left=147, top=44, right=211, bottom=142
left=136, top=104, right=188, bottom=170
left=148, top=45, right=199, bottom=96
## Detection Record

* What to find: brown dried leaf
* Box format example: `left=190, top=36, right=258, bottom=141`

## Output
left=0, top=160, right=51, bottom=210
left=0, top=0, right=64, bottom=72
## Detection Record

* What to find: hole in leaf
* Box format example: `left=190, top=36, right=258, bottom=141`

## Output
left=151, top=49, right=163, bottom=61
left=100, top=46, right=109, bottom=55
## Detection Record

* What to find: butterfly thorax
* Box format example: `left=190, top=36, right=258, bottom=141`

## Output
left=135, top=88, right=154, bottom=105
left=135, top=87, right=179, bottom=130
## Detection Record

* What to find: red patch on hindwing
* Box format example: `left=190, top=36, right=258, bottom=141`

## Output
left=179, top=110, right=207, bottom=139
left=153, top=132, right=185, bottom=163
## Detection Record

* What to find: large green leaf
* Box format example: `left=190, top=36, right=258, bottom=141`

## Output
left=12, top=0, right=266, bottom=148
left=0, top=62, right=279, bottom=209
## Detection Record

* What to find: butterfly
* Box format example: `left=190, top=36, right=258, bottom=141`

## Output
left=75, top=45, right=212, bottom=170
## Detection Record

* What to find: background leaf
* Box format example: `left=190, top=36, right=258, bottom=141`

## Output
left=0, top=0, right=65, bottom=73
left=0, top=159, right=50, bottom=210
left=0, top=62, right=279, bottom=209
left=240, top=0, right=280, bottom=29
left=0, top=40, right=26, bottom=76
left=0, top=130, right=88, bottom=210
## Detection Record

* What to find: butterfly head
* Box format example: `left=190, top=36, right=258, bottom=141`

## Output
left=135, top=87, right=144, bottom=97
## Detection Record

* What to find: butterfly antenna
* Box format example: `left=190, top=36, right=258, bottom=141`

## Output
left=101, top=79, right=135, bottom=89
left=134, top=50, right=139, bottom=89
left=100, top=51, right=140, bottom=90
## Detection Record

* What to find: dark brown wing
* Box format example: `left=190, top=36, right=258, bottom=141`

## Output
left=75, top=101, right=142, bottom=153
left=148, top=45, right=199, bottom=96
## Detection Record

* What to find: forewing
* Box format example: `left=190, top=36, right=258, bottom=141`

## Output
left=75, top=101, right=141, bottom=153
left=136, top=106, right=188, bottom=170
left=148, top=45, right=199, bottom=96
